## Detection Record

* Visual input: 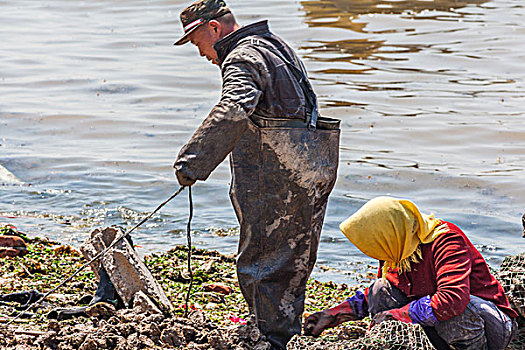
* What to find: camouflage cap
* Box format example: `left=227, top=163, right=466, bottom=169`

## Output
left=174, top=0, right=231, bottom=46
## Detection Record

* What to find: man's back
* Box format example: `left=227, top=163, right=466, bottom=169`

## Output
left=215, top=20, right=310, bottom=121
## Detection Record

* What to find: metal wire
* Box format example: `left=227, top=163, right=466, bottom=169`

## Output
left=6, top=186, right=186, bottom=326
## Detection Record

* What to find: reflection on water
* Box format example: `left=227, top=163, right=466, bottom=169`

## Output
left=300, top=0, right=488, bottom=66
left=297, top=0, right=525, bottom=278
left=302, top=0, right=487, bottom=31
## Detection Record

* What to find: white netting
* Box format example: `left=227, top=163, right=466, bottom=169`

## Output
left=494, top=253, right=525, bottom=319
left=494, top=252, right=525, bottom=350
left=288, top=321, right=435, bottom=350
left=350, top=321, right=436, bottom=350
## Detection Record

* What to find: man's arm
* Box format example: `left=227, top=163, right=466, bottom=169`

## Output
left=174, top=60, right=262, bottom=185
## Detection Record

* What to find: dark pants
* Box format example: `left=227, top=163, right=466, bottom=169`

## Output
left=230, top=122, right=339, bottom=349
left=367, top=279, right=517, bottom=350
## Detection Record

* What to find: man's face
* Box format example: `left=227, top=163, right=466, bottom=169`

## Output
left=189, top=23, right=221, bottom=65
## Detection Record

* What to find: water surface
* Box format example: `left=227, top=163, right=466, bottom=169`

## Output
left=1, top=0, right=524, bottom=283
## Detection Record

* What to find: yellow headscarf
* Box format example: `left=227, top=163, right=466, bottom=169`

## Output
left=339, top=196, right=449, bottom=276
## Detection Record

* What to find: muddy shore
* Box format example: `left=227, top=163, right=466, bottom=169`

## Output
left=0, top=230, right=523, bottom=349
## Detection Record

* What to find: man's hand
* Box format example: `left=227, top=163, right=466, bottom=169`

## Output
left=371, top=303, right=411, bottom=327
left=304, top=310, right=336, bottom=337
left=175, top=170, right=196, bottom=187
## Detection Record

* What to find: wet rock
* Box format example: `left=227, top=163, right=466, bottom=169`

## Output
left=138, top=322, right=161, bottom=338
left=0, top=236, right=27, bottom=258
left=0, top=235, right=26, bottom=248
left=47, top=320, right=60, bottom=332
left=132, top=290, right=162, bottom=315
left=495, top=252, right=525, bottom=319
left=238, top=323, right=262, bottom=343
left=208, top=329, right=229, bottom=350
left=138, top=334, right=156, bottom=348
left=253, top=341, right=272, bottom=350
left=34, top=331, right=58, bottom=349
left=203, top=283, right=233, bottom=295
left=53, top=245, right=81, bottom=257
left=182, top=324, right=197, bottom=342
left=116, top=322, right=136, bottom=337
left=160, top=328, right=183, bottom=347
left=86, top=302, right=116, bottom=319
left=143, top=313, right=164, bottom=324
left=114, top=336, right=128, bottom=350
left=62, top=331, right=87, bottom=349
left=79, top=337, right=98, bottom=350
left=80, top=227, right=173, bottom=313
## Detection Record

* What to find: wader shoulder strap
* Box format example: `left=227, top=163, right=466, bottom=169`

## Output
left=248, top=37, right=319, bottom=129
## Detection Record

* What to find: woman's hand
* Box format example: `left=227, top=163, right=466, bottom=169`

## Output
left=303, top=310, right=337, bottom=337
left=370, top=303, right=411, bottom=327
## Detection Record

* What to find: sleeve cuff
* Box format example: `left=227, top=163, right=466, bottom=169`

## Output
left=409, top=295, right=439, bottom=327
left=346, top=290, right=369, bottom=319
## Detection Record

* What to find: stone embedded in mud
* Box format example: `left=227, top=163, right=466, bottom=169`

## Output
left=0, top=247, right=27, bottom=258
left=203, top=283, right=233, bottom=295
left=0, top=235, right=26, bottom=248
left=160, top=328, right=183, bottom=347
left=132, top=290, right=163, bottom=315
left=86, top=302, right=117, bottom=319
left=80, top=227, right=173, bottom=313
left=0, top=236, right=27, bottom=258
left=79, top=337, right=99, bottom=350
left=53, top=245, right=81, bottom=257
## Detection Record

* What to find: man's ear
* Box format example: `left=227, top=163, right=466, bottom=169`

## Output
left=208, top=20, right=221, bottom=36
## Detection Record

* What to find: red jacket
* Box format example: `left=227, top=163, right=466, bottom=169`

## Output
left=380, top=221, right=518, bottom=321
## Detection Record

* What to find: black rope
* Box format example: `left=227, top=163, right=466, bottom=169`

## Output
left=7, top=186, right=186, bottom=326
left=184, top=186, right=194, bottom=317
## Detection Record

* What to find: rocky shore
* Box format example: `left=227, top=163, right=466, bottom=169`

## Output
left=0, top=226, right=523, bottom=349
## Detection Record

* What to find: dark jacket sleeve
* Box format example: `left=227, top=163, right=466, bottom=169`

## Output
left=174, top=61, right=263, bottom=181
left=430, top=232, right=472, bottom=321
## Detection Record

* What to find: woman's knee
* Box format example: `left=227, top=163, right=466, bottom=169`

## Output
left=434, top=296, right=514, bottom=350
left=367, top=279, right=410, bottom=315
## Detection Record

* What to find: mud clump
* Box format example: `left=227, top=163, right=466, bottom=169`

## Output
left=2, top=309, right=271, bottom=350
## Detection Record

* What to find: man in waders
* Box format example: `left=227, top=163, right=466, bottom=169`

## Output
left=172, top=1, right=340, bottom=348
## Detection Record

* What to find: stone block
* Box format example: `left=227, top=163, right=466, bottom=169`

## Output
left=80, top=227, right=173, bottom=313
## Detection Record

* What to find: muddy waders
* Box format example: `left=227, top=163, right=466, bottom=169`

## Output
left=230, top=39, right=340, bottom=349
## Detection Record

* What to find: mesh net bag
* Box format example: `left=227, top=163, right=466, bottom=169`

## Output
left=288, top=321, right=435, bottom=350
left=494, top=252, right=525, bottom=350
left=494, top=253, right=525, bottom=319
left=348, top=321, right=435, bottom=350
